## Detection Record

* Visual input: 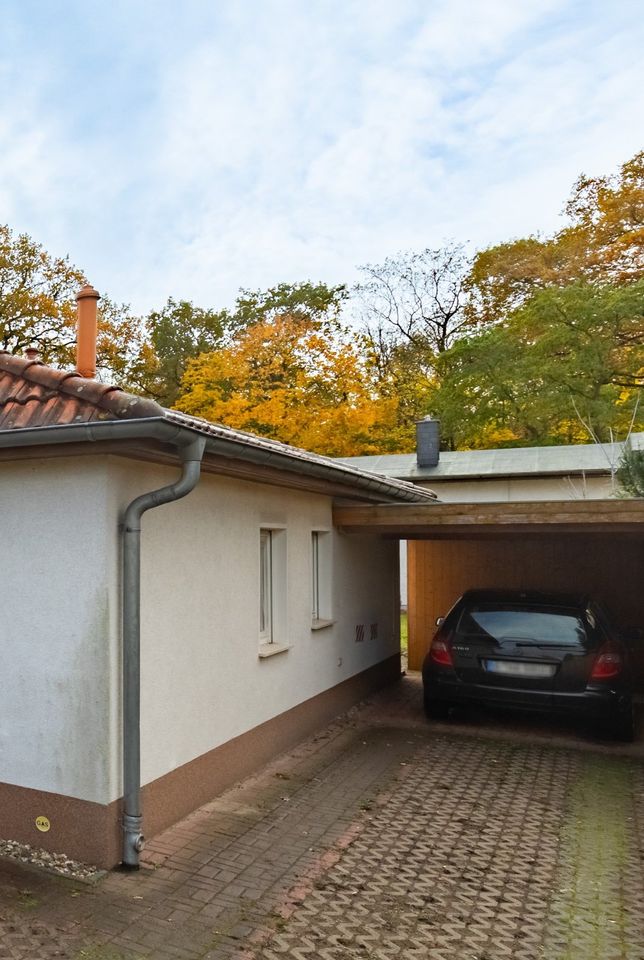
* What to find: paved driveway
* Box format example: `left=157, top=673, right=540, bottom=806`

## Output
left=1, top=675, right=643, bottom=959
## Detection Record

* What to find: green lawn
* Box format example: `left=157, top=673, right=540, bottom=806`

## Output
left=400, top=611, right=408, bottom=654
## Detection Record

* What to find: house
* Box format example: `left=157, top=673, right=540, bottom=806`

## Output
left=0, top=286, right=435, bottom=869
left=339, top=419, right=644, bottom=672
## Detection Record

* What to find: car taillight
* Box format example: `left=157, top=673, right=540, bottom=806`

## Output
left=590, top=642, right=624, bottom=681
left=430, top=634, right=453, bottom=667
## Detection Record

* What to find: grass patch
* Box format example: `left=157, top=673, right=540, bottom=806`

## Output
left=16, top=888, right=39, bottom=910
left=400, top=611, right=408, bottom=654
left=545, top=754, right=634, bottom=958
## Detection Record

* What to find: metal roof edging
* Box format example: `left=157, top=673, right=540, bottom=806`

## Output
left=0, top=418, right=435, bottom=505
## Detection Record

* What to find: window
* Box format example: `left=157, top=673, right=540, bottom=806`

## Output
left=456, top=604, right=588, bottom=647
left=259, top=527, right=287, bottom=656
left=311, top=531, right=321, bottom=621
left=259, top=530, right=273, bottom=643
left=311, top=530, right=332, bottom=629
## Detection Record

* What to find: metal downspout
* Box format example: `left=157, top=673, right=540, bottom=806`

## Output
left=122, top=435, right=206, bottom=868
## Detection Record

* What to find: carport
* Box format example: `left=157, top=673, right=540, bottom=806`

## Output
left=333, top=498, right=644, bottom=684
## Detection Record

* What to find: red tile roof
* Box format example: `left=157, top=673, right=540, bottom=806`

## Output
left=0, top=352, right=161, bottom=429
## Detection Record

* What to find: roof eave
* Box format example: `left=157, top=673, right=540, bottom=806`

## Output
left=392, top=468, right=613, bottom=482
left=0, top=418, right=436, bottom=505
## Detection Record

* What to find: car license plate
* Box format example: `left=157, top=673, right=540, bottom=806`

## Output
left=484, top=660, right=556, bottom=678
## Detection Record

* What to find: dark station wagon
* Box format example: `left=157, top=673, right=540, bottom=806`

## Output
left=422, top=590, right=635, bottom=740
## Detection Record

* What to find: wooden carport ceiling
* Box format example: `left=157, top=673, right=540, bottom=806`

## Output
left=333, top=499, right=644, bottom=539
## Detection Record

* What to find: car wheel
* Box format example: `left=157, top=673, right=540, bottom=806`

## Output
left=424, top=694, right=451, bottom=720
left=611, top=702, right=635, bottom=742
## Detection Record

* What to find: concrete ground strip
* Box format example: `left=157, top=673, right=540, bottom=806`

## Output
left=1, top=676, right=643, bottom=959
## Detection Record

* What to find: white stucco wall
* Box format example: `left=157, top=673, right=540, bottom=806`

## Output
left=0, top=457, right=118, bottom=804
left=107, top=457, right=399, bottom=794
left=423, top=474, right=615, bottom=502
left=2, top=453, right=399, bottom=806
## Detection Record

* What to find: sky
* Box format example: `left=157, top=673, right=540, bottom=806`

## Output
left=0, top=0, right=642, bottom=315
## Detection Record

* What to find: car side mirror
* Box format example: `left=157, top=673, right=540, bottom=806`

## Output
left=436, top=616, right=445, bottom=627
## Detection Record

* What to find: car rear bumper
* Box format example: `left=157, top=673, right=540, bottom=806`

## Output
left=424, top=672, right=630, bottom=719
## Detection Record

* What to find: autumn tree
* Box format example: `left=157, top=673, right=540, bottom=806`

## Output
left=467, top=151, right=644, bottom=326
left=133, top=281, right=348, bottom=405
left=175, top=284, right=399, bottom=456
left=0, top=223, right=143, bottom=380
left=0, top=224, right=82, bottom=362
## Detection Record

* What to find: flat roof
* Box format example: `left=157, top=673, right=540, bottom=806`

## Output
left=338, top=433, right=644, bottom=481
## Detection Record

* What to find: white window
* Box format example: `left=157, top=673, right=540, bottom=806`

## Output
left=259, top=527, right=288, bottom=656
left=311, top=530, right=332, bottom=629
left=259, top=530, right=273, bottom=643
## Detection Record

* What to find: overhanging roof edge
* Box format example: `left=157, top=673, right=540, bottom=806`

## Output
left=0, top=417, right=437, bottom=505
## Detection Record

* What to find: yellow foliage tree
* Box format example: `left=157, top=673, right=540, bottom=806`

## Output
left=467, top=150, right=644, bottom=325
left=176, top=311, right=401, bottom=457
left=0, top=223, right=145, bottom=382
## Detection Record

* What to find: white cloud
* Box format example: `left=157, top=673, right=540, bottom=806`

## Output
left=0, top=0, right=641, bottom=313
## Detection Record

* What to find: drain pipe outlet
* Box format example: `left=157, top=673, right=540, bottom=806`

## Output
left=122, top=435, right=206, bottom=868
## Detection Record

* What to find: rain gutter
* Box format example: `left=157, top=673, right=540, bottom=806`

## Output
left=121, top=433, right=206, bottom=867
left=0, top=419, right=209, bottom=867
left=0, top=417, right=436, bottom=503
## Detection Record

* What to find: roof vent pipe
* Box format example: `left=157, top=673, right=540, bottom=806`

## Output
left=416, top=416, right=440, bottom=468
left=75, top=283, right=100, bottom=379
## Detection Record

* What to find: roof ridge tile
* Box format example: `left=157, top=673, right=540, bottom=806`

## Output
left=22, top=363, right=80, bottom=391
left=0, top=352, right=165, bottom=427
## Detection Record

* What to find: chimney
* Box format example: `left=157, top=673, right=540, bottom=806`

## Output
left=416, top=416, right=440, bottom=468
left=75, top=283, right=100, bottom=378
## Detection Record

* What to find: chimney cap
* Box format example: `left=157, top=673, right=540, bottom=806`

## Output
left=76, top=283, right=100, bottom=302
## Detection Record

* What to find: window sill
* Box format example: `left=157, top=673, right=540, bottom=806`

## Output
left=258, top=642, right=291, bottom=659
left=311, top=618, right=335, bottom=631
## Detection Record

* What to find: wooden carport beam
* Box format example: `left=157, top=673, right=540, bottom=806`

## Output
left=333, top=499, right=644, bottom=538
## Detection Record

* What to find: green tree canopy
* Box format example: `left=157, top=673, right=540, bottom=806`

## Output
left=135, top=298, right=233, bottom=405
left=616, top=441, right=644, bottom=497
left=233, top=281, right=348, bottom=327
left=432, top=281, right=644, bottom=448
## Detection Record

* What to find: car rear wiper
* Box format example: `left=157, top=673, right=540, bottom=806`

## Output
left=515, top=641, right=585, bottom=649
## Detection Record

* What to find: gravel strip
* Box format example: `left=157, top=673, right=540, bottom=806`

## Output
left=0, top=838, right=102, bottom=882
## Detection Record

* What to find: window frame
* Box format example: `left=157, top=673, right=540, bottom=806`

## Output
left=259, top=529, right=273, bottom=644
left=258, top=526, right=289, bottom=657
left=311, top=528, right=333, bottom=630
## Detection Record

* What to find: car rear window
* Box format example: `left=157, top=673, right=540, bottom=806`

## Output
left=456, top=604, right=588, bottom=646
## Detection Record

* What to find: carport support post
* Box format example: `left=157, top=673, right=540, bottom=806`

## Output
left=122, top=435, right=206, bottom=868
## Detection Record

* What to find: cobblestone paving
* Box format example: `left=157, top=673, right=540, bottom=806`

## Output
left=252, top=740, right=644, bottom=960
left=1, top=677, right=643, bottom=960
